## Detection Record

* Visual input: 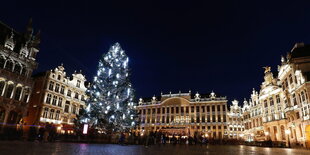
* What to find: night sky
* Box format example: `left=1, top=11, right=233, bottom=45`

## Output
left=1, top=1, right=310, bottom=104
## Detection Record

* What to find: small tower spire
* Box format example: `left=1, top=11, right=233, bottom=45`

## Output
left=4, top=29, right=15, bottom=50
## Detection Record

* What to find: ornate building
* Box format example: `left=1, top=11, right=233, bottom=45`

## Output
left=227, top=100, right=244, bottom=139
left=242, top=89, right=264, bottom=141
left=136, top=91, right=228, bottom=139
left=241, top=43, right=310, bottom=148
left=25, top=65, right=88, bottom=133
left=0, top=20, right=40, bottom=128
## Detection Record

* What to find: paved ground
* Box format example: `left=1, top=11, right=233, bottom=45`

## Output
left=0, top=141, right=310, bottom=155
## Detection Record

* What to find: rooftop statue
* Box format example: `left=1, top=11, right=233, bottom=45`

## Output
left=263, top=66, right=271, bottom=73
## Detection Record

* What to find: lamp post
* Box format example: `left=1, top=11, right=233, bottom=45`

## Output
left=285, top=129, right=291, bottom=148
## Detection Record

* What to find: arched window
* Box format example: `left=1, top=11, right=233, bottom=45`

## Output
left=49, top=109, right=55, bottom=119
left=72, top=105, right=77, bottom=114
left=55, top=110, right=60, bottom=120
left=0, top=56, right=5, bottom=68
left=46, top=94, right=52, bottom=104
left=43, top=108, right=49, bottom=118
left=58, top=97, right=63, bottom=107
left=0, top=81, right=5, bottom=96
left=21, top=67, right=27, bottom=76
left=4, top=60, right=14, bottom=71
left=5, top=84, right=14, bottom=98
left=52, top=95, right=57, bottom=105
left=301, top=91, right=306, bottom=102
left=13, top=64, right=21, bottom=74
left=14, top=86, right=22, bottom=101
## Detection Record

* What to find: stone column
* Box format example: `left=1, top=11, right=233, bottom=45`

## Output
left=10, top=84, right=17, bottom=99
left=0, top=81, right=7, bottom=96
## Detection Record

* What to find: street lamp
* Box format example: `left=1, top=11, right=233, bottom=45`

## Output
left=285, top=129, right=291, bottom=148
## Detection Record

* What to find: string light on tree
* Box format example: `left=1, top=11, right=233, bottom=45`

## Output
left=86, top=42, right=137, bottom=132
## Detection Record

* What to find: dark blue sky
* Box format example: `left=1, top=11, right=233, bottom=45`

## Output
left=1, top=1, right=310, bottom=104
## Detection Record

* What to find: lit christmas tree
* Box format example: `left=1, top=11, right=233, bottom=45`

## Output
left=87, top=42, right=136, bottom=132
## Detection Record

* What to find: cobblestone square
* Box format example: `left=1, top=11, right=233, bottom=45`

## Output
left=0, top=141, right=310, bottom=155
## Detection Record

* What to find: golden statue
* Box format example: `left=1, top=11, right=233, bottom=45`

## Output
left=263, top=66, right=271, bottom=73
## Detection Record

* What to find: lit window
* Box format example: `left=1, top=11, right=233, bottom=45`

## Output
left=76, top=80, right=81, bottom=88
left=46, top=94, right=52, bottom=104
left=49, top=81, right=54, bottom=91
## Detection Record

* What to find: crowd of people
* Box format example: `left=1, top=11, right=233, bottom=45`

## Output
left=111, top=131, right=213, bottom=146
left=28, top=122, right=57, bottom=142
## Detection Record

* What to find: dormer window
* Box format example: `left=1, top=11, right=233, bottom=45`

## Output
left=76, top=80, right=81, bottom=88
left=5, top=43, right=14, bottom=51
left=57, top=75, right=61, bottom=80
left=20, top=45, right=29, bottom=57
left=4, top=31, right=15, bottom=51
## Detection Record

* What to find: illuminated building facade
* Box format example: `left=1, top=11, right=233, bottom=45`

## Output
left=227, top=100, right=244, bottom=139
left=242, top=43, right=310, bottom=148
left=0, top=20, right=40, bottom=128
left=136, top=91, right=228, bottom=139
left=25, top=65, right=88, bottom=133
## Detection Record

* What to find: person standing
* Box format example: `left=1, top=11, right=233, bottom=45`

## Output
left=43, top=123, right=50, bottom=142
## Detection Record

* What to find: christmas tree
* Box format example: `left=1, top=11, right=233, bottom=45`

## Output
left=87, top=42, right=136, bottom=132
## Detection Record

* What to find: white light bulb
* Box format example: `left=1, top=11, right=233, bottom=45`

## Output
left=127, top=88, right=130, bottom=96
left=108, top=69, right=112, bottom=76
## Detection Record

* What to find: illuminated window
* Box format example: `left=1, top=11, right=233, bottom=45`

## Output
left=264, top=100, right=268, bottom=107
left=46, top=94, right=52, bottom=103
left=269, top=97, right=274, bottom=106
left=49, top=109, right=54, bottom=119
left=65, top=101, right=70, bottom=113
left=67, top=90, right=71, bottom=97
left=75, top=92, right=79, bottom=99
left=276, top=95, right=280, bottom=104
left=60, top=85, right=65, bottom=94
left=76, top=80, right=81, bottom=88
left=43, top=108, right=49, bottom=118
left=52, top=95, right=57, bottom=105
left=58, top=97, right=63, bottom=107
left=49, top=81, right=54, bottom=91
left=289, top=74, right=293, bottom=84
left=55, top=83, right=60, bottom=92
left=55, top=110, right=60, bottom=120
